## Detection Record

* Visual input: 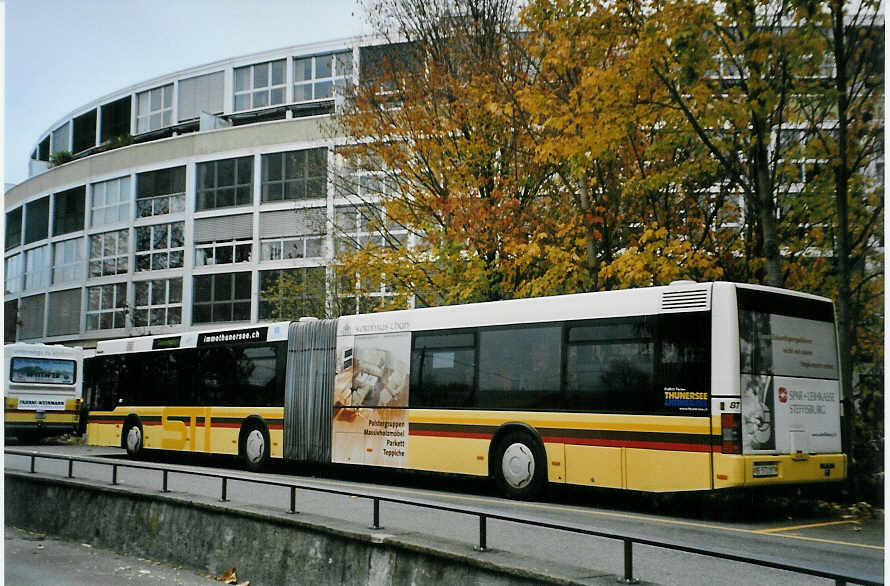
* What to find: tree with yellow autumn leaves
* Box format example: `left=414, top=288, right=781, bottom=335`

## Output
left=261, top=0, right=882, bottom=495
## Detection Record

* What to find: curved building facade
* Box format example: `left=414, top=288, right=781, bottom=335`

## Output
left=5, top=38, right=392, bottom=346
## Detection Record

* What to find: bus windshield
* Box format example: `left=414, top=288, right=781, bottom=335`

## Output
left=10, top=357, right=77, bottom=385
left=737, top=288, right=841, bottom=455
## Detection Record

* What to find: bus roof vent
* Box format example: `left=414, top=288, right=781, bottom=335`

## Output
left=661, top=288, right=710, bottom=312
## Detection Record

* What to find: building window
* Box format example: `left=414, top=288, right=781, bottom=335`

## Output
left=91, top=176, right=131, bottom=227
left=6, top=207, right=22, bottom=249
left=47, top=288, right=82, bottom=337
left=178, top=71, right=224, bottom=122
left=89, top=229, right=129, bottom=278
left=20, top=294, right=45, bottom=340
left=72, top=109, right=97, bottom=154
left=136, top=167, right=186, bottom=218
left=53, top=238, right=85, bottom=285
left=5, top=254, right=23, bottom=295
left=51, top=123, right=70, bottom=156
left=136, top=84, right=173, bottom=134
left=53, top=186, right=86, bottom=236
left=24, top=245, right=51, bottom=291
left=260, top=236, right=324, bottom=260
left=5, top=300, right=18, bottom=343
left=86, top=282, right=127, bottom=330
left=135, top=222, right=184, bottom=272
left=196, top=156, right=253, bottom=211
left=24, top=197, right=50, bottom=245
left=259, top=267, right=326, bottom=319
left=100, top=96, right=132, bottom=142
left=193, top=272, right=251, bottom=323
left=261, top=149, right=327, bottom=202
left=234, top=60, right=285, bottom=111
left=334, top=204, right=392, bottom=251
left=133, top=278, right=182, bottom=327
left=293, top=51, right=352, bottom=102
left=195, top=239, right=253, bottom=266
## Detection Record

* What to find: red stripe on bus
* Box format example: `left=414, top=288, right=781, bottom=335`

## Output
left=543, top=435, right=712, bottom=452
left=410, top=429, right=715, bottom=453
left=409, top=429, right=493, bottom=440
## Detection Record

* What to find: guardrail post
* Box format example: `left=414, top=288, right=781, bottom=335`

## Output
left=620, top=539, right=639, bottom=584
left=289, top=486, right=297, bottom=514
left=476, top=515, right=488, bottom=552
left=220, top=477, right=228, bottom=502
left=112, top=464, right=118, bottom=485
left=162, top=470, right=169, bottom=493
left=29, top=455, right=35, bottom=473
left=67, top=460, right=73, bottom=478
left=369, top=498, right=381, bottom=530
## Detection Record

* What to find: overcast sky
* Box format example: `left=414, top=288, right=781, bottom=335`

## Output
left=3, top=0, right=364, bottom=188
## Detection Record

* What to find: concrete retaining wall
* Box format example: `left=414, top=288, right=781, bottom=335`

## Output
left=5, top=472, right=626, bottom=586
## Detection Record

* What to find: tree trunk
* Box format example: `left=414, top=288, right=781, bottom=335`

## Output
left=831, top=0, right=856, bottom=474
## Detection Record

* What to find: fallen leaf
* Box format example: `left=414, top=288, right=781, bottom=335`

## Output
left=217, top=567, right=238, bottom=584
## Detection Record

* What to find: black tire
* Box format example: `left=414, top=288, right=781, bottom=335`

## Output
left=123, top=421, right=144, bottom=458
left=239, top=421, right=270, bottom=472
left=491, top=429, right=547, bottom=500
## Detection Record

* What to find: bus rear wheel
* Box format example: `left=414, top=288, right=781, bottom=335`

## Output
left=492, top=430, right=546, bottom=500
left=239, top=423, right=269, bottom=472
left=124, top=422, right=144, bottom=458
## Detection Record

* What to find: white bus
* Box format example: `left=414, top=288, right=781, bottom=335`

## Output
left=5, top=343, right=84, bottom=442
left=86, top=281, right=845, bottom=498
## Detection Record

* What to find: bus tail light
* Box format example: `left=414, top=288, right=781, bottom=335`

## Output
left=721, top=413, right=741, bottom=454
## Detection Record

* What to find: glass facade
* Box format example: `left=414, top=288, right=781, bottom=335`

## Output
left=261, top=149, right=327, bottom=202
left=234, top=60, right=286, bottom=111
left=133, top=278, right=183, bottom=327
left=196, top=156, right=253, bottom=210
left=136, top=84, right=173, bottom=134
left=193, top=271, right=252, bottom=324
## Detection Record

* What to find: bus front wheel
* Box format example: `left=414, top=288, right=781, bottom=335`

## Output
left=239, top=422, right=269, bottom=472
left=492, top=430, right=546, bottom=500
left=124, top=422, right=144, bottom=458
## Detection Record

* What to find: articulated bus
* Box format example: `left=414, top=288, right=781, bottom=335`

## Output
left=85, top=281, right=845, bottom=498
left=5, top=343, right=84, bottom=442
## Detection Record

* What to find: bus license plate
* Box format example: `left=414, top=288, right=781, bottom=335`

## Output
left=752, top=462, right=778, bottom=478
left=35, top=411, right=46, bottom=420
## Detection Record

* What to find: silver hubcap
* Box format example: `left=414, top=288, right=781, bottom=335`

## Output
left=126, top=427, right=142, bottom=452
left=501, top=442, right=534, bottom=489
left=245, top=429, right=265, bottom=464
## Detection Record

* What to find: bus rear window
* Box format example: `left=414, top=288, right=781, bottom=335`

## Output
left=738, top=289, right=838, bottom=380
left=10, top=357, right=76, bottom=384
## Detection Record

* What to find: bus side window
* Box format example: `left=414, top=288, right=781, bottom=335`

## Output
left=565, top=317, right=655, bottom=413
left=658, top=312, right=710, bottom=400
left=410, top=331, right=476, bottom=408
left=476, top=325, right=561, bottom=409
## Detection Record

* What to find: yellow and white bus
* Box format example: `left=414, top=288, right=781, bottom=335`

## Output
left=5, top=343, right=84, bottom=442
left=86, top=281, right=846, bottom=498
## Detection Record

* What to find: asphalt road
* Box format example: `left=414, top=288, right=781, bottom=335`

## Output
left=5, top=442, right=884, bottom=586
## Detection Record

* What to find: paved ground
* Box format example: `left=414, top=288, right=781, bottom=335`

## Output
left=5, top=525, right=220, bottom=586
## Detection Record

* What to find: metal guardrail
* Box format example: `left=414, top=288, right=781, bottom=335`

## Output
left=5, top=448, right=882, bottom=586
